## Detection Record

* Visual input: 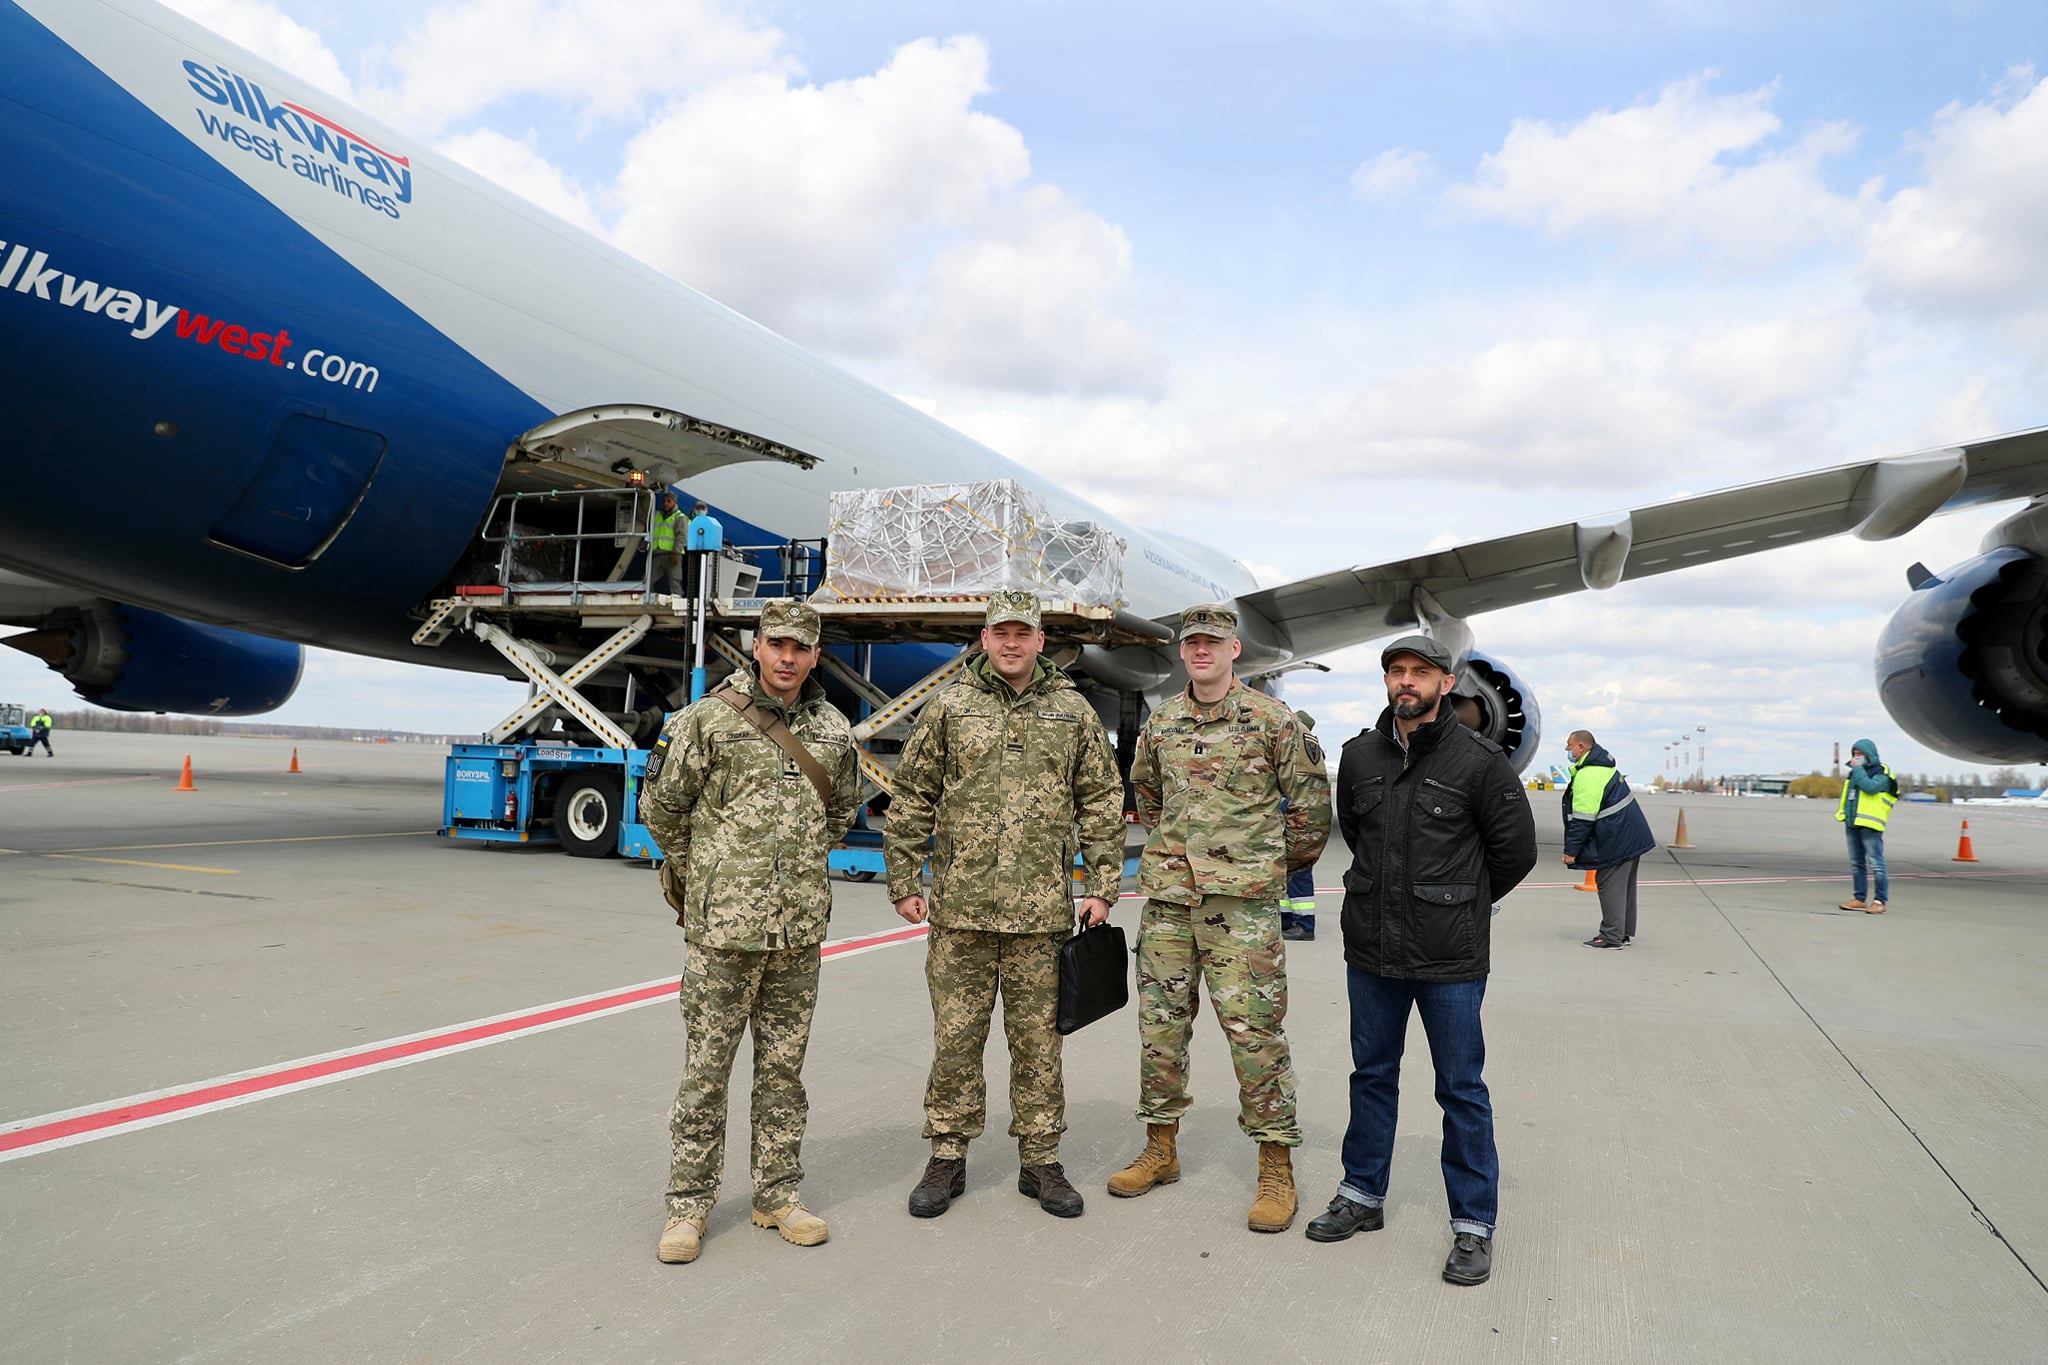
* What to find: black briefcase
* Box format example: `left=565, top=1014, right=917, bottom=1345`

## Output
left=1056, top=921, right=1130, bottom=1035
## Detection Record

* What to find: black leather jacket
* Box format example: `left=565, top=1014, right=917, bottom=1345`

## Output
left=1337, top=703, right=1538, bottom=981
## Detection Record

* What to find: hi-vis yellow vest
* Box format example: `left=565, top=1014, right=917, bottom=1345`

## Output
left=1835, top=764, right=1898, bottom=832
left=651, top=510, right=682, bottom=553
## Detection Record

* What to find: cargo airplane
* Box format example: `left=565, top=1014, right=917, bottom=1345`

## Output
left=4, top=0, right=2047, bottom=777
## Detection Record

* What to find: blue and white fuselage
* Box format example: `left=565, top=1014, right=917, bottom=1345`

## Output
left=0, top=0, right=1258, bottom=716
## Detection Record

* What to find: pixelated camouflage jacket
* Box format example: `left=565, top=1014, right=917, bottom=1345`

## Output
left=884, top=652, right=1124, bottom=931
left=1132, top=679, right=1332, bottom=906
left=641, top=667, right=861, bottom=949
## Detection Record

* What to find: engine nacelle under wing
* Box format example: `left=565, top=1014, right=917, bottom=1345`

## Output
left=1875, top=548, right=2048, bottom=764
left=1458, top=651, right=1544, bottom=775
left=3, top=604, right=303, bottom=716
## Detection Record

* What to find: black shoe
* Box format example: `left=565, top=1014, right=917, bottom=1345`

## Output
left=908, top=1156, right=966, bottom=1218
left=1582, top=935, right=1623, bottom=949
left=1018, top=1162, right=1084, bottom=1218
left=1304, top=1194, right=1383, bottom=1242
left=1281, top=923, right=1313, bottom=942
left=1443, top=1232, right=1492, bottom=1285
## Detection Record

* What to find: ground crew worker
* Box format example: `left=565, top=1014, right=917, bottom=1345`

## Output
left=650, top=490, right=684, bottom=597
left=888, top=590, right=1124, bottom=1220
left=641, top=599, right=861, bottom=1265
left=1280, top=709, right=1321, bottom=941
left=1109, top=603, right=1331, bottom=1233
left=1560, top=730, right=1656, bottom=948
left=1836, top=738, right=1899, bottom=914
left=28, top=706, right=52, bottom=756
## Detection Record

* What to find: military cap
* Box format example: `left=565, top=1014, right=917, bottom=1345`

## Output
left=1379, top=633, right=1454, bottom=672
left=757, top=598, right=821, bottom=646
left=984, top=588, right=1043, bottom=629
left=1178, top=602, right=1238, bottom=640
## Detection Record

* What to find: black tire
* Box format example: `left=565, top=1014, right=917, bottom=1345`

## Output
left=844, top=869, right=877, bottom=883
left=554, top=772, right=622, bottom=858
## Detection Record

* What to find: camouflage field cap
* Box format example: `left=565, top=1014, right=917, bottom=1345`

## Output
left=984, top=588, right=1043, bottom=629
left=757, top=599, right=821, bottom=646
left=1178, top=602, right=1239, bottom=641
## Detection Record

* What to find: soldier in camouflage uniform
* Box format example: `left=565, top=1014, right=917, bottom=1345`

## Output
left=886, top=589, right=1125, bottom=1220
left=1107, top=603, right=1332, bottom=1233
left=641, top=599, right=861, bottom=1265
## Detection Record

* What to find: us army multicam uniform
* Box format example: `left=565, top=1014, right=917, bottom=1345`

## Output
left=641, top=604, right=861, bottom=1223
left=885, top=598, right=1124, bottom=1164
left=1129, top=607, right=1332, bottom=1144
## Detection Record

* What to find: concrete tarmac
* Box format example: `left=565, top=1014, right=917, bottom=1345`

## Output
left=3, top=732, right=2046, bottom=1362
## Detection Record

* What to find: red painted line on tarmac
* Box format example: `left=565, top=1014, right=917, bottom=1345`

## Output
left=0, top=922, right=930, bottom=1164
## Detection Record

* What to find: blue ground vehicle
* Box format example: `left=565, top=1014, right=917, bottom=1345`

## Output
left=1, top=703, right=35, bottom=755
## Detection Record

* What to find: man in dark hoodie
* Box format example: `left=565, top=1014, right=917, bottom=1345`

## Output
left=1561, top=731, right=1657, bottom=948
left=1307, top=635, right=1537, bottom=1287
left=1836, top=738, right=1899, bottom=914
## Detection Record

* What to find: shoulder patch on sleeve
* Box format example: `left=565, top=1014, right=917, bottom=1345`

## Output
left=645, top=732, right=671, bottom=780
left=1302, top=733, right=1325, bottom=766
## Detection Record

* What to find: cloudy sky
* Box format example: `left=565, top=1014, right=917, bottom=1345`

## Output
left=6, top=0, right=2044, bottom=779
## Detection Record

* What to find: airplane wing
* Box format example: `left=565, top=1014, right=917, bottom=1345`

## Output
left=1241, top=425, right=2048, bottom=661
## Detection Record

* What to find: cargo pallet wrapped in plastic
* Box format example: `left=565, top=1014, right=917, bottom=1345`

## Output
left=819, top=480, right=1127, bottom=607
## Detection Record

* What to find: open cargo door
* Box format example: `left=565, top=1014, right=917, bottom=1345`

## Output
left=500, top=405, right=822, bottom=494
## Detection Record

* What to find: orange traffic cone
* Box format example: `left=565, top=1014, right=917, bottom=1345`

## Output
left=1671, top=807, right=1694, bottom=850
left=174, top=754, right=195, bottom=793
left=288, top=747, right=301, bottom=774
left=1953, top=820, right=1978, bottom=863
left=1574, top=866, right=1598, bottom=892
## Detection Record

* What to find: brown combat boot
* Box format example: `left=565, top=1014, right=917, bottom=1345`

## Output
left=1107, top=1123, right=1180, bottom=1197
left=1247, top=1143, right=1298, bottom=1233
left=656, top=1215, right=705, bottom=1264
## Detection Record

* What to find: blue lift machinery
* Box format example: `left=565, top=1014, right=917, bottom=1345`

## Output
left=415, top=485, right=1166, bottom=882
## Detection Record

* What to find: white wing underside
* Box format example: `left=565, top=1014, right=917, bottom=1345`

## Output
left=1239, top=426, right=2048, bottom=660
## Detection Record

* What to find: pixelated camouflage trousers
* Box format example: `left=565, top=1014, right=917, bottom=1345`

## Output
left=666, top=940, right=820, bottom=1221
left=924, top=926, right=1067, bottom=1165
left=1135, top=895, right=1301, bottom=1145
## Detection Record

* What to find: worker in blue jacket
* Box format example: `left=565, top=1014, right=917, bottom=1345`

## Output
left=1560, top=731, right=1656, bottom=949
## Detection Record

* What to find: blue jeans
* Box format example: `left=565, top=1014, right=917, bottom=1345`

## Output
left=1338, top=967, right=1497, bottom=1237
left=1846, top=826, right=1888, bottom=904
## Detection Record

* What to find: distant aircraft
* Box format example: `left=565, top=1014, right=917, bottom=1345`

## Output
left=2, top=0, right=2045, bottom=767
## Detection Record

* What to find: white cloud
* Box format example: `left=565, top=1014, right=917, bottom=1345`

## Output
left=1862, top=67, right=2048, bottom=324
left=1448, top=73, right=1874, bottom=261
left=609, top=36, right=1161, bottom=396
left=613, top=38, right=1028, bottom=340
left=912, top=186, right=1165, bottom=397
left=359, top=0, right=792, bottom=136
left=1351, top=146, right=1433, bottom=199
left=438, top=128, right=604, bottom=235
left=161, top=0, right=353, bottom=97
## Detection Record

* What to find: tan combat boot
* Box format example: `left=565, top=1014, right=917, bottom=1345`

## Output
left=1247, top=1143, right=1298, bottom=1233
left=752, top=1199, right=829, bottom=1246
left=1107, top=1123, right=1180, bottom=1197
left=656, top=1215, right=705, bottom=1264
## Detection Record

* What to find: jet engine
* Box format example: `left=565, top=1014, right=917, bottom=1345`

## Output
left=1875, top=547, right=2048, bottom=764
left=3, top=604, right=303, bottom=716
left=1456, top=651, right=1544, bottom=774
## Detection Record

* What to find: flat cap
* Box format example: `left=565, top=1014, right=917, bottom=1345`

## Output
left=1178, top=602, right=1239, bottom=640
left=984, top=589, right=1043, bottom=629
left=757, top=599, right=821, bottom=646
left=1379, top=633, right=1454, bottom=672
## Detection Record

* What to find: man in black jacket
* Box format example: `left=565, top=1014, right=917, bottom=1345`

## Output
left=1304, top=635, right=1537, bottom=1287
